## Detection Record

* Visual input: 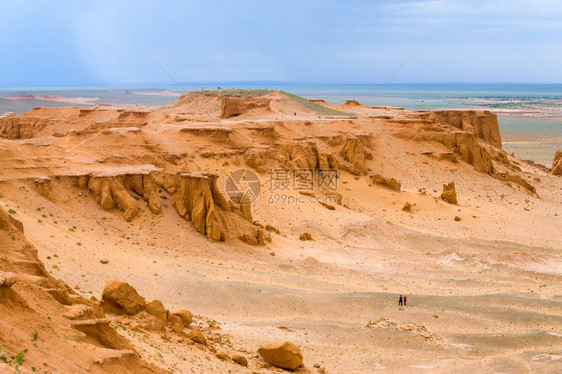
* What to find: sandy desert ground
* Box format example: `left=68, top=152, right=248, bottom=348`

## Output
left=0, top=89, right=560, bottom=373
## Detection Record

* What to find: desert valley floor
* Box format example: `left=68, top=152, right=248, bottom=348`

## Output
left=0, top=90, right=560, bottom=373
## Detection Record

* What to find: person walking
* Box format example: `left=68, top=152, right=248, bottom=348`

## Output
left=403, top=295, right=407, bottom=306
left=399, top=295, right=403, bottom=306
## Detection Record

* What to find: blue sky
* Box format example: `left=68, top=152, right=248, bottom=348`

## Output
left=1, top=0, right=562, bottom=87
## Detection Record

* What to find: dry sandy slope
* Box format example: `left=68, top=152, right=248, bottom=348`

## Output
left=0, top=90, right=560, bottom=373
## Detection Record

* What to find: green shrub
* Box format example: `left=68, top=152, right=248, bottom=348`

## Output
left=14, top=350, right=26, bottom=366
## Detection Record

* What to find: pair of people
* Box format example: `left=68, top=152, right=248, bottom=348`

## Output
left=398, top=295, right=407, bottom=306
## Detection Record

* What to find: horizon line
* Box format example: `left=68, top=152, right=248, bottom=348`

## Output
left=2, top=81, right=562, bottom=90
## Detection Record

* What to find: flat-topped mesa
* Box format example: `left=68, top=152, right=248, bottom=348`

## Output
left=0, top=106, right=152, bottom=139
left=220, top=97, right=272, bottom=118
left=426, top=110, right=502, bottom=149
left=0, top=115, right=56, bottom=139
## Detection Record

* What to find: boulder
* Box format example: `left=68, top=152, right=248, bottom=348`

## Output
left=171, top=309, right=193, bottom=326
left=232, top=354, right=248, bottom=367
left=101, top=280, right=146, bottom=315
left=146, top=300, right=167, bottom=322
left=552, top=149, right=562, bottom=176
left=188, top=329, right=207, bottom=345
left=0, top=271, right=18, bottom=287
left=439, top=182, right=457, bottom=204
left=258, top=341, right=303, bottom=370
left=170, top=314, right=184, bottom=334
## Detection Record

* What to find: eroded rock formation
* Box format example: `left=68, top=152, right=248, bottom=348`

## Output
left=30, top=170, right=268, bottom=246
left=0, top=208, right=167, bottom=373
left=339, top=136, right=373, bottom=175
left=159, top=172, right=269, bottom=245
left=0, top=115, right=53, bottom=138
left=426, top=110, right=502, bottom=148
left=552, top=149, right=562, bottom=176
left=399, top=131, right=494, bottom=175
left=370, top=174, right=401, bottom=191
left=495, top=172, right=537, bottom=194
left=220, top=97, right=271, bottom=118
left=88, top=176, right=140, bottom=222
left=245, top=142, right=338, bottom=173
left=440, top=182, right=458, bottom=204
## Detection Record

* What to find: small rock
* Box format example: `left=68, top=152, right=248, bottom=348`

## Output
left=265, top=224, right=281, bottom=234
left=454, top=216, right=461, bottom=221
left=100, top=259, right=109, bottom=264
left=318, top=366, right=326, bottom=373
left=189, top=329, right=207, bottom=345
left=170, top=315, right=184, bottom=334
left=215, top=351, right=228, bottom=360
left=402, top=202, right=412, bottom=212
left=232, top=354, right=248, bottom=367
left=299, top=232, right=312, bottom=241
